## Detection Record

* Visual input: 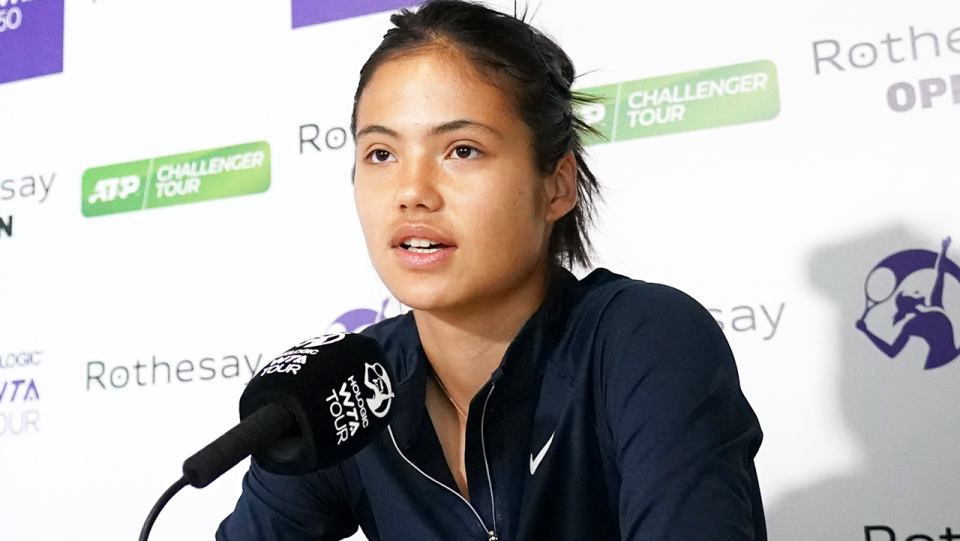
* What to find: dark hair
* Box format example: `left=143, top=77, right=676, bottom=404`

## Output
left=351, top=0, right=602, bottom=269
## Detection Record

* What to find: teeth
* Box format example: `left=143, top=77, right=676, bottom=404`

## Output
left=406, top=237, right=439, bottom=248
left=406, top=246, right=440, bottom=254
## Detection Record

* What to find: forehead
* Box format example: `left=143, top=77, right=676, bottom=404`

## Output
left=355, top=47, right=526, bottom=137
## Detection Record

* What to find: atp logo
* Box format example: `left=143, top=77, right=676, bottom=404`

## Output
left=856, top=236, right=960, bottom=370
left=577, top=102, right=607, bottom=126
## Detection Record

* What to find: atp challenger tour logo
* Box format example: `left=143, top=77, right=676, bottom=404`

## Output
left=0, top=0, right=64, bottom=85
left=81, top=141, right=271, bottom=217
left=857, top=237, right=960, bottom=370
left=576, top=60, right=780, bottom=145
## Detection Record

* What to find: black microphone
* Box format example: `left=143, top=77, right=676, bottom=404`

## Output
left=140, top=332, right=396, bottom=541
left=183, top=332, right=396, bottom=485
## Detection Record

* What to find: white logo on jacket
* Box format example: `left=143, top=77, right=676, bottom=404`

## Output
left=530, top=431, right=556, bottom=475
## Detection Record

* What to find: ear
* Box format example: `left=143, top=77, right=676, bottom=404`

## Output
left=544, top=151, right=578, bottom=223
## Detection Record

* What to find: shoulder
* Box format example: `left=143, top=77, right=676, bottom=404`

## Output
left=572, top=268, right=719, bottom=339
left=570, top=268, right=734, bottom=385
left=576, top=271, right=752, bottom=443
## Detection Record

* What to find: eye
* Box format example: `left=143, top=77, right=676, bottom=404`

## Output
left=449, top=145, right=482, bottom=160
left=367, top=149, right=396, bottom=164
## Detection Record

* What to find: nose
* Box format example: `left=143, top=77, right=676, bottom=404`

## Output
left=396, top=154, right=443, bottom=212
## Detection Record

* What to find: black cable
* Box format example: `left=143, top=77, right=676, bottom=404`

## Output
left=139, top=476, right=189, bottom=541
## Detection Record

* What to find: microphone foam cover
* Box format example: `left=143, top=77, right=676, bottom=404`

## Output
left=239, top=333, right=395, bottom=475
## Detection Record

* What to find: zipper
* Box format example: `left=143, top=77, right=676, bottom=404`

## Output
left=387, top=381, right=500, bottom=540
left=480, top=383, right=498, bottom=538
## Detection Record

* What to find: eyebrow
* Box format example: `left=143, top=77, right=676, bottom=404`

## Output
left=429, top=119, right=503, bottom=139
left=356, top=124, right=400, bottom=140
left=355, top=119, right=503, bottom=141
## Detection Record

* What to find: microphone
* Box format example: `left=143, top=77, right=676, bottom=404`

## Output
left=140, top=332, right=396, bottom=541
left=184, top=332, right=396, bottom=485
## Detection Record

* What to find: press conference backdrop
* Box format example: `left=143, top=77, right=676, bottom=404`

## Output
left=2, top=0, right=958, bottom=539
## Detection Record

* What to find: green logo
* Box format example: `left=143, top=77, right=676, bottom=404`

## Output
left=577, top=60, right=780, bottom=145
left=82, top=141, right=271, bottom=217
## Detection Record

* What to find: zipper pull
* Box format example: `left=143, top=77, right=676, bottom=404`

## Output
left=488, top=532, right=498, bottom=541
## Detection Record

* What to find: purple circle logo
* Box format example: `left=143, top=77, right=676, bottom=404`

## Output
left=328, top=298, right=409, bottom=334
left=856, top=237, right=960, bottom=369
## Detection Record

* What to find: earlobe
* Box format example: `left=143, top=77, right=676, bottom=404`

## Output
left=546, top=151, right=578, bottom=222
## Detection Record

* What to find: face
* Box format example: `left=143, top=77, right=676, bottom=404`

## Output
left=353, top=47, right=575, bottom=314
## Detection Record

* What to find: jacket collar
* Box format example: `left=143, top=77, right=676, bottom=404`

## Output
left=388, top=267, right=579, bottom=450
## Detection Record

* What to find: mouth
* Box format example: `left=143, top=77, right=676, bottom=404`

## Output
left=398, top=237, right=453, bottom=254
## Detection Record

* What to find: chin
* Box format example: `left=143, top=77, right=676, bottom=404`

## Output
left=378, top=268, right=460, bottom=313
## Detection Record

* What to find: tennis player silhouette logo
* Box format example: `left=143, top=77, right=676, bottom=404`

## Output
left=856, top=236, right=960, bottom=370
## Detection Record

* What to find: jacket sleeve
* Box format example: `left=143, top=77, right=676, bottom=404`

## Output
left=597, top=283, right=766, bottom=541
left=215, top=460, right=360, bottom=541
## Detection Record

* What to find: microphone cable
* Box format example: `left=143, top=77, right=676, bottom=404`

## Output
left=139, top=476, right=188, bottom=541
left=136, top=333, right=394, bottom=540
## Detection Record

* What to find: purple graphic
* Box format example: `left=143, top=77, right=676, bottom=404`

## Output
left=292, top=0, right=418, bottom=28
left=856, top=237, right=960, bottom=369
left=330, top=299, right=390, bottom=333
left=0, top=0, right=65, bottom=85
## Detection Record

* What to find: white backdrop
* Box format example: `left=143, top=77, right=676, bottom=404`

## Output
left=2, top=1, right=959, bottom=539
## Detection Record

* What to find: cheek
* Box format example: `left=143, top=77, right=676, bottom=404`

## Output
left=465, top=179, right=543, bottom=249
left=354, top=183, right=386, bottom=242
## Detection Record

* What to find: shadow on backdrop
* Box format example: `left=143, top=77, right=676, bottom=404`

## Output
left=767, top=225, right=960, bottom=541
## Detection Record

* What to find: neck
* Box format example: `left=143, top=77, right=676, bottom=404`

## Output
left=413, top=264, right=550, bottom=412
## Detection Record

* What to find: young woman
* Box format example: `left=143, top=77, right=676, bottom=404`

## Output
left=218, top=1, right=765, bottom=539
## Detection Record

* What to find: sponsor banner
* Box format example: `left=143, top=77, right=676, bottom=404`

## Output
left=811, top=25, right=960, bottom=114
left=1, top=173, right=56, bottom=203
left=0, top=0, right=64, bottom=85
left=1, top=351, right=42, bottom=369
left=0, top=378, right=40, bottom=437
left=292, top=0, right=418, bottom=28
left=86, top=353, right=266, bottom=390
left=81, top=141, right=271, bottom=217
left=577, top=60, right=780, bottom=145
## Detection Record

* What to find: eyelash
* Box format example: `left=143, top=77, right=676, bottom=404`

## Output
left=364, top=145, right=483, bottom=164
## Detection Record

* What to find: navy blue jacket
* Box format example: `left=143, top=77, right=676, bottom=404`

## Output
left=217, top=268, right=766, bottom=540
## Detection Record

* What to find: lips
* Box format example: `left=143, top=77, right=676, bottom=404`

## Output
left=390, top=225, right=456, bottom=250
left=390, top=224, right=456, bottom=269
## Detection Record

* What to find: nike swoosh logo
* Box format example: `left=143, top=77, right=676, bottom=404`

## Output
left=529, top=431, right=556, bottom=475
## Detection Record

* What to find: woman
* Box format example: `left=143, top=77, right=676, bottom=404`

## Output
left=218, top=1, right=765, bottom=539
